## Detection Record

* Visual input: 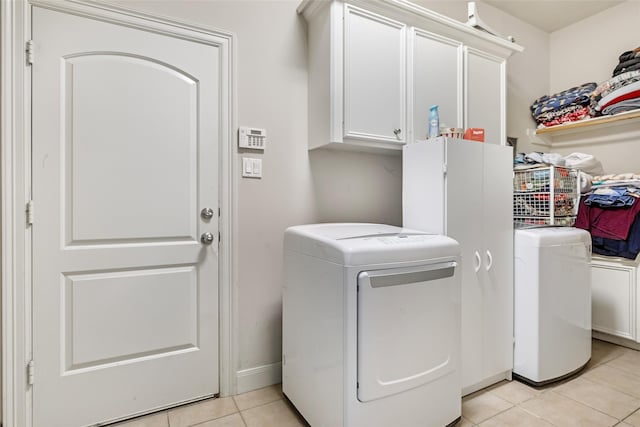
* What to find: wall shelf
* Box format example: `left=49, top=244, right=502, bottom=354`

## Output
left=528, top=109, right=640, bottom=147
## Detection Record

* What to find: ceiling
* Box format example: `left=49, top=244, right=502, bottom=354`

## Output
left=484, top=0, right=625, bottom=32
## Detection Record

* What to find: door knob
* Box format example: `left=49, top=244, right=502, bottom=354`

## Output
left=201, top=232, right=215, bottom=245
left=201, top=207, right=215, bottom=220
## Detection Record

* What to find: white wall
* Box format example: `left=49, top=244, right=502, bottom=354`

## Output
left=474, top=1, right=549, bottom=155
left=550, top=1, right=639, bottom=93
left=548, top=0, right=640, bottom=173
left=103, top=0, right=403, bottom=393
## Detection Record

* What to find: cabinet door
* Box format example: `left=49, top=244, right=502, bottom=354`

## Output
left=592, top=263, right=636, bottom=340
left=482, top=144, right=514, bottom=380
left=445, top=140, right=485, bottom=391
left=465, top=47, right=505, bottom=145
left=410, top=29, right=462, bottom=143
left=344, top=5, right=406, bottom=143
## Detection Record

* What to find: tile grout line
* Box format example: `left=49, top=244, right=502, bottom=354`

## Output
left=603, top=358, right=640, bottom=380
left=230, top=395, right=244, bottom=426
left=237, top=405, right=249, bottom=427
left=516, top=382, right=640, bottom=426
left=514, top=397, right=564, bottom=427
left=595, top=347, right=639, bottom=369
left=464, top=391, right=515, bottom=426
left=574, top=375, right=640, bottom=414
left=236, top=397, right=290, bottom=426
left=237, top=396, right=284, bottom=413
left=543, top=389, right=622, bottom=424
left=476, top=405, right=514, bottom=425
left=186, top=412, right=246, bottom=427
left=584, top=364, right=640, bottom=400
left=489, top=386, right=572, bottom=426
left=182, top=398, right=243, bottom=427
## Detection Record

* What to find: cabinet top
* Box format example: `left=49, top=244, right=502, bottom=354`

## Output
left=297, top=0, right=524, bottom=57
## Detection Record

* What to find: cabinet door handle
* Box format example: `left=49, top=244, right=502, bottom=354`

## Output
left=474, top=251, right=481, bottom=273
left=485, top=250, right=493, bottom=271
left=393, top=128, right=401, bottom=138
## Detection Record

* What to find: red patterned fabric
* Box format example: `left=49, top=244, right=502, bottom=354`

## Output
left=538, top=106, right=590, bottom=127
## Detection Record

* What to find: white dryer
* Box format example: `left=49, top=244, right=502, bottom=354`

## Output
left=514, top=227, right=592, bottom=386
left=283, top=223, right=461, bottom=427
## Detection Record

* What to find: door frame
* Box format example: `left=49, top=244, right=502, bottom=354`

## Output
left=0, top=1, right=238, bottom=425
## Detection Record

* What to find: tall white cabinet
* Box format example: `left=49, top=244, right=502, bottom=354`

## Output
left=298, top=0, right=523, bottom=153
left=403, top=138, right=513, bottom=395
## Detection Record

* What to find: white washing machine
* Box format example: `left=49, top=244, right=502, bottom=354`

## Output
left=283, top=223, right=461, bottom=427
left=514, top=227, right=592, bottom=386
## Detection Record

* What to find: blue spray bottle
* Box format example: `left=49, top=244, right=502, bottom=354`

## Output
left=428, top=105, right=439, bottom=139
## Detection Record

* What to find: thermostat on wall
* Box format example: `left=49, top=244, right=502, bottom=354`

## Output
left=239, top=126, right=267, bottom=150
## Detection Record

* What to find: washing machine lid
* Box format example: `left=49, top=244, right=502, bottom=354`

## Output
left=515, top=227, right=591, bottom=247
left=284, top=223, right=459, bottom=266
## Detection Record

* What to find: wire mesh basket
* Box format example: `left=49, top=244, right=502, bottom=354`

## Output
left=513, top=166, right=579, bottom=228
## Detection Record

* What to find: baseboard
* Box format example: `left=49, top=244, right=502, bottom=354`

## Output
left=235, top=361, right=282, bottom=395
left=462, top=370, right=512, bottom=397
left=593, top=330, right=640, bottom=351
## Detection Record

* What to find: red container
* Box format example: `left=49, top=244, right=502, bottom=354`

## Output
left=464, top=128, right=485, bottom=142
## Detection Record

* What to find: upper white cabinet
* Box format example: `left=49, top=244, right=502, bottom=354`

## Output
left=344, top=6, right=407, bottom=143
left=298, top=0, right=523, bottom=153
left=411, top=30, right=462, bottom=141
left=465, top=47, right=506, bottom=146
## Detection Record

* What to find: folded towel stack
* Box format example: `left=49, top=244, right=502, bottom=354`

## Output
left=530, top=83, right=596, bottom=127
left=590, top=47, right=640, bottom=116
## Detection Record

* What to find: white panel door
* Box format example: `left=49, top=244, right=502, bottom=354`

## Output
left=344, top=5, right=406, bottom=143
left=465, top=47, right=505, bottom=145
left=32, top=7, right=220, bottom=427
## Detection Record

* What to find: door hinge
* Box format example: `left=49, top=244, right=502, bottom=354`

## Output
left=26, top=40, right=34, bottom=65
left=218, top=231, right=221, bottom=243
left=443, top=163, right=448, bottom=177
left=26, top=200, right=34, bottom=226
left=27, top=360, right=35, bottom=385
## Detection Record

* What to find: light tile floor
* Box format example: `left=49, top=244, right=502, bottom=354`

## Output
left=112, top=383, right=308, bottom=427
left=113, top=339, right=640, bottom=427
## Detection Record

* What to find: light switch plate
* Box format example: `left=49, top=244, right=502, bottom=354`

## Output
left=242, top=157, right=262, bottom=179
left=252, top=158, right=262, bottom=177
